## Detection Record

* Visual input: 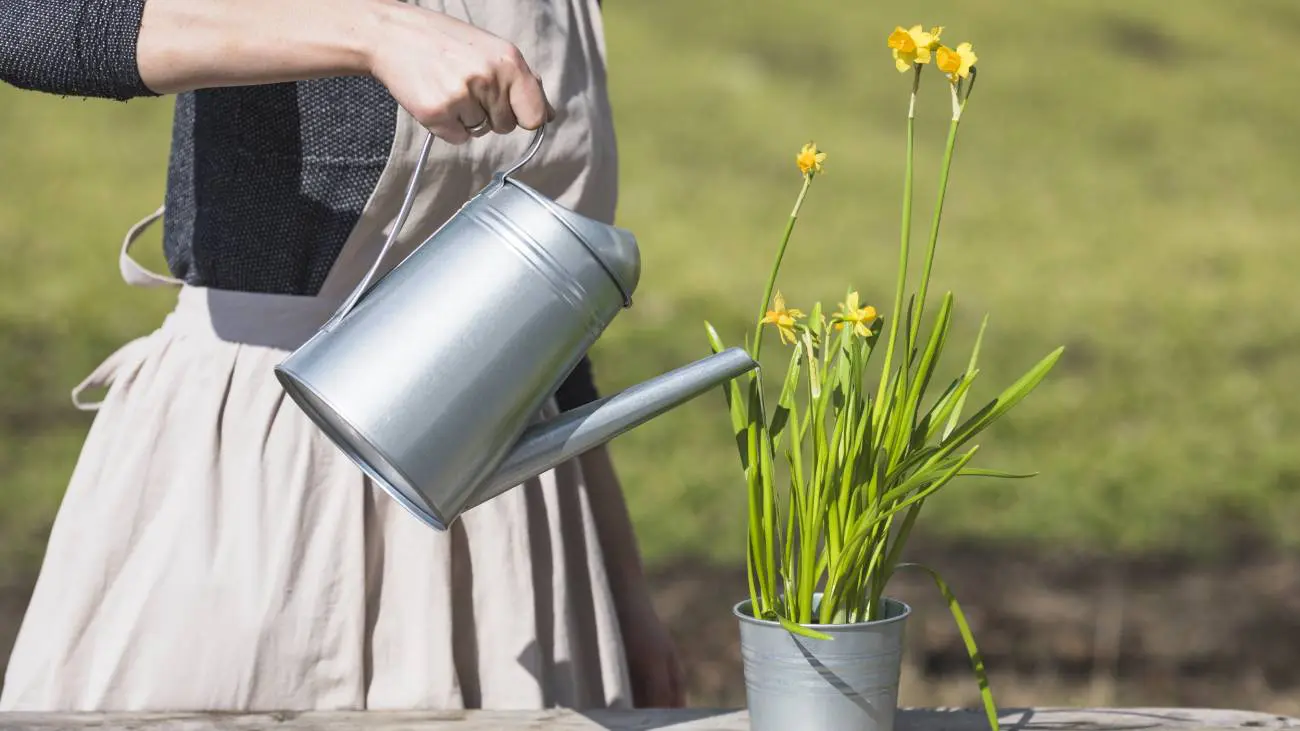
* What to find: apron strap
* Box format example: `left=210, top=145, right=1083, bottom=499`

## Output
left=120, top=204, right=184, bottom=288
left=71, top=205, right=177, bottom=410
left=70, top=337, right=152, bottom=411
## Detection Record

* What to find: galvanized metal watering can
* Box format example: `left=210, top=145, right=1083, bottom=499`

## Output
left=275, top=125, right=757, bottom=531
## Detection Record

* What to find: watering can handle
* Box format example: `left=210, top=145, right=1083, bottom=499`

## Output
left=322, top=123, right=548, bottom=332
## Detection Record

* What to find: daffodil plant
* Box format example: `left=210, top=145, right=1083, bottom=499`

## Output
left=704, top=25, right=1063, bottom=731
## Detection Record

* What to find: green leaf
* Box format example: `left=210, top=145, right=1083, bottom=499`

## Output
left=895, top=562, right=1000, bottom=731
left=940, top=346, right=1065, bottom=454
left=901, top=294, right=917, bottom=370
left=885, top=365, right=913, bottom=468
left=877, top=446, right=979, bottom=522
left=881, top=501, right=922, bottom=579
left=958, top=467, right=1038, bottom=480
left=893, top=444, right=941, bottom=481
left=770, top=341, right=804, bottom=448
left=706, top=321, right=751, bottom=467
left=906, top=291, right=954, bottom=419
left=808, top=332, right=824, bottom=401
left=751, top=380, right=780, bottom=611
left=743, top=381, right=769, bottom=613
left=778, top=614, right=833, bottom=641
left=943, top=314, right=988, bottom=441
left=918, top=370, right=980, bottom=445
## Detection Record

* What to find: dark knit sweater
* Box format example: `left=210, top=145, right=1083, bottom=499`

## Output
left=1, top=0, right=602, bottom=408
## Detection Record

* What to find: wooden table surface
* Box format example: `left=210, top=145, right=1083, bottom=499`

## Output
left=1, top=707, right=1298, bottom=731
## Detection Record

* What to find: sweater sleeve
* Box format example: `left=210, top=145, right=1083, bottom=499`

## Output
left=0, top=0, right=158, bottom=101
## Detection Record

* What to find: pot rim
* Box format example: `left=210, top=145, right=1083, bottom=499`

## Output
left=731, top=595, right=912, bottom=631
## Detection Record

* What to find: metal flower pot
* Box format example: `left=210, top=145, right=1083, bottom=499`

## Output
left=734, top=594, right=911, bottom=731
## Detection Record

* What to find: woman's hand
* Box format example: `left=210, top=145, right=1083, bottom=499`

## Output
left=135, top=0, right=554, bottom=143
left=366, top=3, right=555, bottom=144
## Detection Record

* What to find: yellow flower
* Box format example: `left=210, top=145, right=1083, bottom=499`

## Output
left=796, top=142, right=826, bottom=177
left=936, top=42, right=977, bottom=81
left=926, top=26, right=945, bottom=51
left=831, top=291, right=879, bottom=337
left=760, top=291, right=805, bottom=346
left=887, top=24, right=935, bottom=72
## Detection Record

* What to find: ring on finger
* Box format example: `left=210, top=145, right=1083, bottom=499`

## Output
left=465, top=119, right=491, bottom=137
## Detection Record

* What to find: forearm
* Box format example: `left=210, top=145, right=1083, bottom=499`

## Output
left=136, top=0, right=396, bottom=94
left=0, top=0, right=402, bottom=100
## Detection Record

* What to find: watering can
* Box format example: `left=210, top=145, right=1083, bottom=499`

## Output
left=274, top=125, right=758, bottom=531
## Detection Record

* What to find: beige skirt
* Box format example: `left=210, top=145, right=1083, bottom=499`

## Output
left=0, top=286, right=632, bottom=711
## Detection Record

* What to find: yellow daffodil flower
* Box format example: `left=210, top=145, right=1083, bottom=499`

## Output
left=761, top=291, right=805, bottom=346
left=831, top=291, right=879, bottom=337
left=936, top=42, right=977, bottom=82
left=927, top=26, right=945, bottom=51
left=887, top=24, right=935, bottom=72
left=796, top=142, right=826, bottom=177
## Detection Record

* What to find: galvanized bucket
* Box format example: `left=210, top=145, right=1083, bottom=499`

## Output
left=734, top=595, right=911, bottom=731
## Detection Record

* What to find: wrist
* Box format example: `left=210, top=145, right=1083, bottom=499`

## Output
left=356, top=0, right=407, bottom=78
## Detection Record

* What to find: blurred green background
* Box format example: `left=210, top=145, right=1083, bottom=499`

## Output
left=3, top=0, right=1300, bottom=713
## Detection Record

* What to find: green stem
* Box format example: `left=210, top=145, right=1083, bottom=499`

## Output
left=873, top=66, right=921, bottom=433
left=753, top=175, right=814, bottom=362
left=744, top=382, right=770, bottom=615
left=907, top=85, right=967, bottom=354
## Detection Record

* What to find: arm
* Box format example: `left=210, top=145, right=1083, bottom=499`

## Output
left=2, top=0, right=551, bottom=142
left=133, top=0, right=388, bottom=93
left=0, top=0, right=375, bottom=100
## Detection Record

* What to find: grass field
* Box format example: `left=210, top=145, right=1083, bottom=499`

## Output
left=3, top=0, right=1300, bottom=588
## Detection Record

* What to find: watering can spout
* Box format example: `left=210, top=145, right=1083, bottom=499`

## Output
left=465, top=346, right=758, bottom=511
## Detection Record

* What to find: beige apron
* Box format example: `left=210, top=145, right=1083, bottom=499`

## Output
left=0, top=0, right=632, bottom=712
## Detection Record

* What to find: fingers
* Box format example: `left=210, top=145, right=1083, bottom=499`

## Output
left=507, top=72, right=549, bottom=130
left=439, top=49, right=551, bottom=140
left=419, top=95, right=482, bottom=145
left=469, top=74, right=517, bottom=134
left=492, top=43, right=547, bottom=130
left=383, top=14, right=553, bottom=143
left=456, top=96, right=493, bottom=138
left=461, top=41, right=549, bottom=134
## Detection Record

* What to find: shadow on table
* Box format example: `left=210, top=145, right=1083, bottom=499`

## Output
left=900, top=708, right=1300, bottom=731
left=568, top=707, right=1300, bottom=731
left=576, top=708, right=744, bottom=730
